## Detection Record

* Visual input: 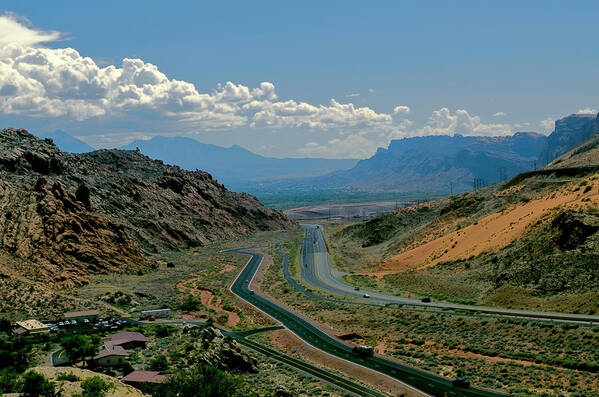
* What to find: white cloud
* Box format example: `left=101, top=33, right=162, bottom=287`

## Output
left=409, top=108, right=512, bottom=137
left=0, top=13, right=542, bottom=159
left=393, top=105, right=410, bottom=115
left=346, top=93, right=360, bottom=98
left=297, top=133, right=383, bottom=158
left=0, top=13, right=63, bottom=47
left=540, top=117, right=555, bottom=134
left=577, top=107, right=597, bottom=114
left=493, top=111, right=506, bottom=117
left=0, top=15, right=392, bottom=135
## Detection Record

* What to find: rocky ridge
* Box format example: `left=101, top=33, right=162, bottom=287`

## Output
left=0, top=128, right=294, bottom=287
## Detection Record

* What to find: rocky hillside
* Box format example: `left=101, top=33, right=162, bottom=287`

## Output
left=0, top=128, right=294, bottom=286
left=538, top=113, right=599, bottom=166
left=547, top=127, right=599, bottom=169
left=330, top=148, right=599, bottom=313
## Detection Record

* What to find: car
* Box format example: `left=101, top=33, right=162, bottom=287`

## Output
left=452, top=378, right=470, bottom=388
left=249, top=290, right=255, bottom=295
left=354, top=286, right=360, bottom=291
left=352, top=345, right=374, bottom=357
left=83, top=319, right=89, bottom=323
left=58, top=322, right=64, bottom=326
left=421, top=297, right=431, bottom=303
left=244, top=279, right=249, bottom=283
left=363, top=293, right=370, bottom=298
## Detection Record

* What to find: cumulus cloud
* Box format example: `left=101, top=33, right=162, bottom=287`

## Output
left=578, top=107, right=598, bottom=114
left=393, top=105, right=410, bottom=115
left=540, top=117, right=555, bottom=134
left=297, top=133, right=383, bottom=158
left=0, top=13, right=63, bottom=47
left=0, top=13, right=531, bottom=158
left=493, top=111, right=506, bottom=117
left=409, top=108, right=512, bottom=137
left=0, top=15, right=392, bottom=135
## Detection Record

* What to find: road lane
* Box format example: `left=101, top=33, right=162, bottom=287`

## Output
left=229, top=248, right=506, bottom=397
left=300, top=224, right=599, bottom=324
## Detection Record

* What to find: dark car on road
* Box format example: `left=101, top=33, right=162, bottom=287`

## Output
left=452, top=378, right=470, bottom=388
left=421, top=297, right=431, bottom=303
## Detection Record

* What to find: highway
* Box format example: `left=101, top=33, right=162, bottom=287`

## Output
left=229, top=248, right=507, bottom=397
left=300, top=224, right=599, bottom=324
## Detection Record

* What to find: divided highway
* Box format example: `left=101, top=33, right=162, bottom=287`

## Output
left=229, top=249, right=506, bottom=397
left=300, top=224, right=599, bottom=324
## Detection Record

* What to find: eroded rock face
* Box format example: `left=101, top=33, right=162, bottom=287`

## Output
left=0, top=175, right=151, bottom=286
left=0, top=128, right=295, bottom=286
left=0, top=128, right=295, bottom=253
left=538, top=113, right=599, bottom=165
left=185, top=327, right=258, bottom=374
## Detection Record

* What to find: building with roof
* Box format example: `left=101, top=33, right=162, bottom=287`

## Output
left=105, top=331, right=149, bottom=349
left=13, top=319, right=49, bottom=335
left=64, top=310, right=100, bottom=322
left=93, top=344, right=129, bottom=367
left=122, top=370, right=167, bottom=385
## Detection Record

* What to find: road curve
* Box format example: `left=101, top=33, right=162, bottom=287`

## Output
left=300, top=224, right=599, bottom=324
left=229, top=248, right=506, bottom=397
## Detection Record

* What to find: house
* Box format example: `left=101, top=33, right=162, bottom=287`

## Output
left=105, top=331, right=149, bottom=349
left=93, top=344, right=129, bottom=367
left=13, top=319, right=49, bottom=335
left=122, top=370, right=167, bottom=385
left=64, top=310, right=100, bottom=323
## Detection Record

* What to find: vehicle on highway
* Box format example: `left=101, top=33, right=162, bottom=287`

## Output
left=354, top=286, right=360, bottom=291
left=421, top=297, right=431, bottom=303
left=244, top=279, right=249, bottom=283
left=363, top=293, right=370, bottom=298
left=352, top=345, right=374, bottom=357
left=452, top=378, right=470, bottom=388
left=249, top=290, right=255, bottom=295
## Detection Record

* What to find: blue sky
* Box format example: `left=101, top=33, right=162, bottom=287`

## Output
left=1, top=1, right=598, bottom=158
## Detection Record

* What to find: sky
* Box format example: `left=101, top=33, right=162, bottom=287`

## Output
left=0, top=1, right=598, bottom=159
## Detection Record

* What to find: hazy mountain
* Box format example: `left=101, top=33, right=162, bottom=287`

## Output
left=34, top=130, right=95, bottom=153
left=120, top=136, right=358, bottom=187
left=270, top=132, right=547, bottom=193
left=538, top=113, right=599, bottom=166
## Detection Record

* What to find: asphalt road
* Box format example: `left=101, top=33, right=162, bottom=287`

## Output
left=229, top=248, right=507, bottom=397
left=300, top=224, right=599, bottom=324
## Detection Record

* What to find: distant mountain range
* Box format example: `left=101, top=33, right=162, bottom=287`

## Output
left=34, top=112, right=599, bottom=195
left=119, top=136, right=358, bottom=187
left=252, top=113, right=599, bottom=194
left=34, top=130, right=95, bottom=153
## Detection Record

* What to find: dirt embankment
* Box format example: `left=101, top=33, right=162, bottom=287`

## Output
left=176, top=276, right=240, bottom=327
left=369, top=180, right=599, bottom=276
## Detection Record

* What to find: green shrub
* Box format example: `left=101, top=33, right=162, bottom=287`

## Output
left=150, top=366, right=244, bottom=397
left=149, top=354, right=169, bottom=371
left=56, top=372, right=79, bottom=382
left=21, top=371, right=57, bottom=397
left=80, top=376, right=112, bottom=397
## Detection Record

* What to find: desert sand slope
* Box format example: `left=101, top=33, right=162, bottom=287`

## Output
left=373, top=183, right=596, bottom=275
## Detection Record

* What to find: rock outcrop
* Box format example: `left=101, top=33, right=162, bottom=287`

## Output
left=184, top=327, right=258, bottom=374
left=29, top=367, right=147, bottom=397
left=538, top=113, right=599, bottom=166
left=0, top=128, right=295, bottom=287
